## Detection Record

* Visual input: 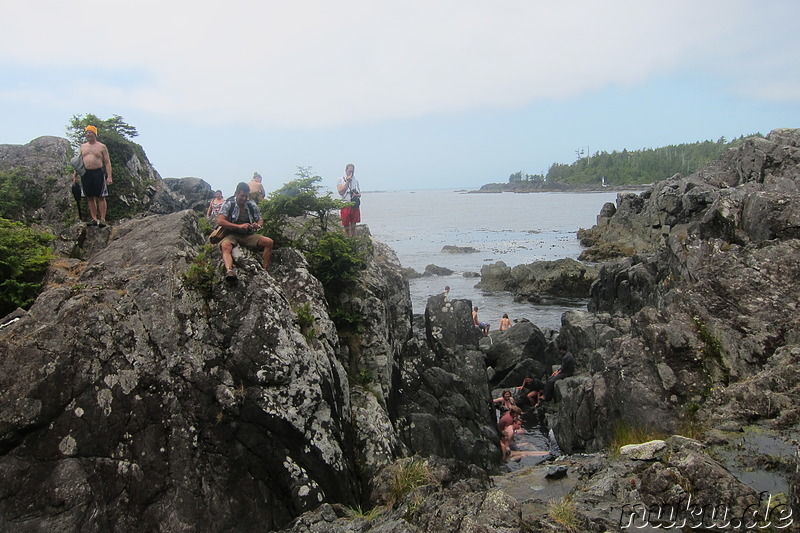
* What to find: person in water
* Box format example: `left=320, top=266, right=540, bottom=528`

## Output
left=492, top=389, right=515, bottom=413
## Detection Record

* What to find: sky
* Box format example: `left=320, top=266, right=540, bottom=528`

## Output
left=2, top=1, right=800, bottom=194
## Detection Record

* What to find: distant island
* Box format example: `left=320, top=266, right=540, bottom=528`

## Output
left=470, top=181, right=646, bottom=193
left=474, top=133, right=761, bottom=192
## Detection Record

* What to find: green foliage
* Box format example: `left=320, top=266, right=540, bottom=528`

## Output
left=692, top=315, right=723, bottom=363
left=66, top=114, right=155, bottom=220
left=346, top=505, right=384, bottom=521
left=306, top=232, right=369, bottom=290
left=387, top=458, right=434, bottom=507
left=356, top=368, right=373, bottom=385
left=259, top=166, right=343, bottom=247
left=329, top=307, right=364, bottom=331
left=0, top=218, right=55, bottom=315
left=509, top=170, right=545, bottom=182
left=66, top=114, right=138, bottom=146
left=0, top=169, right=46, bottom=222
left=180, top=244, right=217, bottom=299
left=677, top=401, right=706, bottom=440
left=197, top=215, right=213, bottom=236
left=294, top=302, right=316, bottom=340
left=511, top=134, right=761, bottom=186
left=258, top=169, right=369, bottom=333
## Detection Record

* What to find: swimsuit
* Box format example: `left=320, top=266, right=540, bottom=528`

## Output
left=81, top=167, right=108, bottom=198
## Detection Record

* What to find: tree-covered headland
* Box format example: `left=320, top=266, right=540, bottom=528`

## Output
left=499, top=135, right=761, bottom=188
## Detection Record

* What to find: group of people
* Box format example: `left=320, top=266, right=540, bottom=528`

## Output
left=69, top=130, right=353, bottom=286
left=470, top=306, right=512, bottom=337
left=517, top=347, right=576, bottom=407
left=201, top=164, right=361, bottom=281
left=492, top=347, right=577, bottom=459
left=493, top=390, right=523, bottom=458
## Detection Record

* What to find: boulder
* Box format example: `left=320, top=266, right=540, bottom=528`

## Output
left=480, top=319, right=552, bottom=386
left=423, top=293, right=482, bottom=354
left=0, top=210, right=416, bottom=531
left=0, top=137, right=201, bottom=232
left=441, top=245, right=479, bottom=254
left=423, top=264, right=454, bottom=276
left=0, top=136, right=74, bottom=225
left=478, top=258, right=599, bottom=303
left=163, top=176, right=216, bottom=214
left=619, top=440, right=667, bottom=460
left=393, top=294, right=501, bottom=470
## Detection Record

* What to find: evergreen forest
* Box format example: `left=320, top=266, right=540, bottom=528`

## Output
left=506, top=134, right=761, bottom=186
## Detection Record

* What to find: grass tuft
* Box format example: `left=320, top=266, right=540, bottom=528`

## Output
left=546, top=495, right=581, bottom=532
left=608, top=421, right=667, bottom=457
left=387, top=458, right=434, bottom=507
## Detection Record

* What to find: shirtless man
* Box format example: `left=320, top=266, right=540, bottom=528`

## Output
left=74, top=125, right=112, bottom=227
left=472, top=306, right=489, bottom=336
left=247, top=172, right=266, bottom=202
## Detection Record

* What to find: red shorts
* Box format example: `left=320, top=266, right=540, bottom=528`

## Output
left=340, top=207, right=361, bottom=226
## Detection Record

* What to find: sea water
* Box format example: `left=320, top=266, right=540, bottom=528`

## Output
left=362, top=189, right=621, bottom=330
left=362, top=188, right=622, bottom=467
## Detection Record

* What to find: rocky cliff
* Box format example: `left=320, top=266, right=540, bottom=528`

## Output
left=3, top=130, right=799, bottom=531
left=0, top=212, right=362, bottom=530
left=552, top=129, right=800, bottom=456
left=0, top=135, right=510, bottom=531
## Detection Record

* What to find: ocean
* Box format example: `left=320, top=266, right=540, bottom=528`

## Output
left=362, top=189, right=621, bottom=331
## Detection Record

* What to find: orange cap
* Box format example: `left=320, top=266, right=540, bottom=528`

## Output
left=85, top=125, right=98, bottom=135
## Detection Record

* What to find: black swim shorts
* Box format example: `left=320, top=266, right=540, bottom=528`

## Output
left=81, top=167, right=108, bottom=198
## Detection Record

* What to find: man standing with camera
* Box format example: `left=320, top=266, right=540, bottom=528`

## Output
left=336, top=163, right=361, bottom=237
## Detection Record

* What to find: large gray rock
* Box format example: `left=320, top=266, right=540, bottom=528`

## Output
left=0, top=211, right=368, bottom=531
left=0, top=137, right=216, bottom=234
left=280, top=457, right=520, bottom=533
left=393, top=294, right=501, bottom=471
left=552, top=129, right=800, bottom=455
left=0, top=136, right=74, bottom=225
left=479, top=258, right=599, bottom=303
left=325, top=237, right=412, bottom=481
left=480, top=319, right=554, bottom=387
left=163, top=176, right=216, bottom=214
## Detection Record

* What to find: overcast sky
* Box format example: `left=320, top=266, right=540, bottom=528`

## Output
left=2, top=1, right=799, bottom=194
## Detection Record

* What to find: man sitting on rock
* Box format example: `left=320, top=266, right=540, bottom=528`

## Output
left=541, top=347, right=576, bottom=402
left=472, top=306, right=490, bottom=336
left=517, top=376, right=546, bottom=407
left=216, top=182, right=274, bottom=281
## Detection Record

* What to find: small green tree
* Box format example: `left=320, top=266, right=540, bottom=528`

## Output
left=0, top=218, right=55, bottom=316
left=258, top=169, right=370, bottom=331
left=66, top=114, right=138, bottom=147
left=179, top=244, right=217, bottom=300
left=306, top=232, right=368, bottom=289
left=259, top=166, right=344, bottom=248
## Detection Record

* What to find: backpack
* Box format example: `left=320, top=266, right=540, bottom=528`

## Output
left=71, top=153, right=86, bottom=177
left=222, top=198, right=258, bottom=225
